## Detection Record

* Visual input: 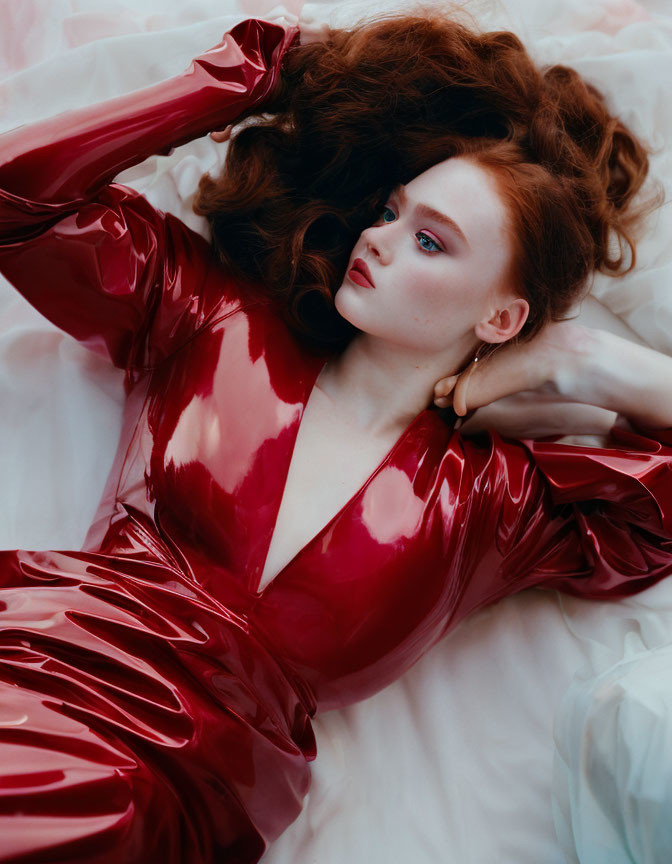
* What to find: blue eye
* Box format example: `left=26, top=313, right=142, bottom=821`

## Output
left=378, top=206, right=444, bottom=254
left=416, top=233, right=441, bottom=253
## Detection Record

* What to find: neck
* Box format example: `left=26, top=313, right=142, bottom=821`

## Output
left=316, top=332, right=474, bottom=437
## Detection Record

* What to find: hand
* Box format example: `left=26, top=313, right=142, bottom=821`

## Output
left=195, top=14, right=300, bottom=143
left=433, top=320, right=585, bottom=416
left=210, top=127, right=233, bottom=143
left=210, top=7, right=331, bottom=144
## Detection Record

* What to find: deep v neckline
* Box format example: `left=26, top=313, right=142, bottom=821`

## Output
left=252, top=360, right=430, bottom=598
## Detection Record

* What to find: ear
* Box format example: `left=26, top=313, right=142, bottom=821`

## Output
left=474, top=297, right=529, bottom=344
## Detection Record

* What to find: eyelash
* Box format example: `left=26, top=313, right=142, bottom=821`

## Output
left=378, top=205, right=444, bottom=254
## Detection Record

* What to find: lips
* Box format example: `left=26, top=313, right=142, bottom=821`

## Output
left=349, top=258, right=375, bottom=289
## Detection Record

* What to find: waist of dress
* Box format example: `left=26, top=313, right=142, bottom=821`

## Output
left=74, top=505, right=318, bottom=756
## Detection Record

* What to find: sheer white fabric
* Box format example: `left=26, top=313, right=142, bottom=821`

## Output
left=554, top=628, right=672, bottom=864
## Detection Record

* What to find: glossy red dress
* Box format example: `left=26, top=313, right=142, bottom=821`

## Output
left=0, top=17, right=671, bottom=864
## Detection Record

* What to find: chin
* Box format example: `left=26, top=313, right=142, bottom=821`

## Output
left=334, top=283, right=403, bottom=345
left=335, top=287, right=393, bottom=341
left=333, top=284, right=357, bottom=325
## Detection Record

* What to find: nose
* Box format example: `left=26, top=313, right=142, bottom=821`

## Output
left=361, top=222, right=392, bottom=265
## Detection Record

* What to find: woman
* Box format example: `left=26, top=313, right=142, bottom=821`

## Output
left=0, top=11, right=670, bottom=864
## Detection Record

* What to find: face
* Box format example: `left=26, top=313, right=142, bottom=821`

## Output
left=334, top=156, right=515, bottom=355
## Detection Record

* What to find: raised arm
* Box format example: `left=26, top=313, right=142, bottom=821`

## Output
left=443, top=419, right=672, bottom=627
left=434, top=320, right=672, bottom=433
left=0, top=18, right=298, bottom=378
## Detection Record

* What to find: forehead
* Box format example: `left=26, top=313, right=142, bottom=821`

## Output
left=405, top=156, right=510, bottom=247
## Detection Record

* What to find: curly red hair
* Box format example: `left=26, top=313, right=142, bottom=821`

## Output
left=193, top=10, right=656, bottom=350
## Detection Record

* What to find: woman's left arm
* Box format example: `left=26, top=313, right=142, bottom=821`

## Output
left=554, top=326, right=672, bottom=430
left=434, top=322, right=672, bottom=431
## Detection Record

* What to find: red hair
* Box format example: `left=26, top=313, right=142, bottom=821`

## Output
left=193, top=10, right=656, bottom=349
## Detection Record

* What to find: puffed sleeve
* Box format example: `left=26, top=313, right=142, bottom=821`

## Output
left=0, top=19, right=298, bottom=380
left=446, top=422, right=672, bottom=620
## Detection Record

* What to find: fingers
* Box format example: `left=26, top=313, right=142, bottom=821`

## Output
left=452, top=362, right=481, bottom=417
left=433, top=375, right=457, bottom=409
left=210, top=127, right=232, bottom=143
left=452, top=368, right=471, bottom=417
left=432, top=361, right=481, bottom=416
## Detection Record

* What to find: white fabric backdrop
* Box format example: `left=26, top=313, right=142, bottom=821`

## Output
left=1, top=1, right=672, bottom=862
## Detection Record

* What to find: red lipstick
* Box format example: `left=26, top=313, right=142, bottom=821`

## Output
left=348, top=258, right=375, bottom=289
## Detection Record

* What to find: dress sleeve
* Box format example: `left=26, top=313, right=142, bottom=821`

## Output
left=448, top=422, right=672, bottom=617
left=0, top=18, right=298, bottom=379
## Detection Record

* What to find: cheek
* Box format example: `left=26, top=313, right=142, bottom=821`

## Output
left=405, top=270, right=486, bottom=347
left=401, top=273, right=451, bottom=326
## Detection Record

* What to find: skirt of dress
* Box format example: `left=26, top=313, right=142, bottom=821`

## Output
left=0, top=546, right=315, bottom=864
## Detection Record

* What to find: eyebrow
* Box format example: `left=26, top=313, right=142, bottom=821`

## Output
left=395, top=185, right=470, bottom=249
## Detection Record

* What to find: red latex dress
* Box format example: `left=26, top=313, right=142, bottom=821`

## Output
left=0, top=17, right=671, bottom=864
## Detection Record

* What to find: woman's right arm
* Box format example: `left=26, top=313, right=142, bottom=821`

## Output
left=443, top=420, right=672, bottom=627
left=0, top=18, right=298, bottom=377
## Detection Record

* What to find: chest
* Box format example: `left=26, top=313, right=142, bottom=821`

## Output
left=258, top=389, right=404, bottom=593
left=144, top=307, right=449, bottom=600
